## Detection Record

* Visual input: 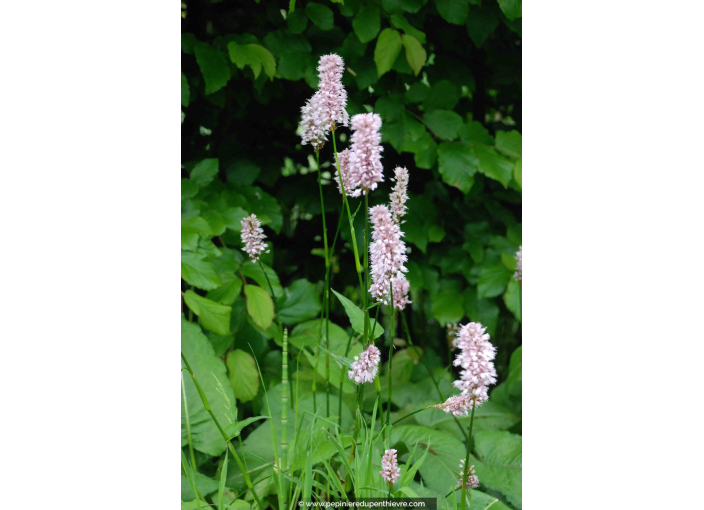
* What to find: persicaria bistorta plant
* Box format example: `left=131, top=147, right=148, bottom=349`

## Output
left=240, top=213, right=269, bottom=263
left=347, top=113, right=383, bottom=197
left=368, top=205, right=408, bottom=306
left=514, top=246, right=522, bottom=282
left=457, top=459, right=479, bottom=489
left=348, top=344, right=381, bottom=385
left=380, top=449, right=401, bottom=485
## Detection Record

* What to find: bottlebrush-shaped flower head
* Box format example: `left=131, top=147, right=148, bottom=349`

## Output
left=389, top=166, right=409, bottom=224
left=457, top=459, right=479, bottom=489
left=380, top=449, right=401, bottom=485
left=391, top=274, right=411, bottom=311
left=514, top=246, right=522, bottom=282
left=452, top=322, right=497, bottom=408
left=333, top=148, right=356, bottom=196
left=316, top=54, right=349, bottom=131
left=347, top=344, right=381, bottom=385
left=435, top=394, right=473, bottom=417
left=299, top=91, right=327, bottom=151
left=240, top=214, right=269, bottom=263
left=348, top=113, right=383, bottom=197
left=368, top=205, right=407, bottom=304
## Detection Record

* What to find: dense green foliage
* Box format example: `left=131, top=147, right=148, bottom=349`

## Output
left=182, top=0, right=521, bottom=508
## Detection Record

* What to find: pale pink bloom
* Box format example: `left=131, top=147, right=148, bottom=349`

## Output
left=457, top=459, right=479, bottom=489
left=240, top=214, right=269, bottom=263
left=348, top=344, right=381, bottom=385
left=435, top=394, right=473, bottom=417
left=452, top=323, right=497, bottom=408
left=389, top=167, right=409, bottom=224
left=391, top=274, right=411, bottom=311
left=514, top=246, right=522, bottom=282
left=368, top=205, right=407, bottom=304
left=348, top=113, right=383, bottom=197
left=299, top=91, right=327, bottom=151
left=380, top=449, right=401, bottom=485
left=316, top=54, right=349, bottom=131
left=333, top=148, right=355, bottom=196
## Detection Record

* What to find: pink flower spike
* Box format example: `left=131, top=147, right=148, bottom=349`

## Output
left=380, top=449, right=401, bottom=485
left=435, top=394, right=472, bottom=417
left=514, top=246, right=522, bottom=281
left=347, top=344, right=381, bottom=385
left=368, top=205, right=407, bottom=304
left=452, top=322, right=497, bottom=408
left=333, top=148, right=358, bottom=196
left=316, top=54, right=349, bottom=131
left=240, top=214, right=269, bottom=263
left=389, top=166, right=409, bottom=224
left=457, top=459, right=479, bottom=489
left=391, top=274, right=411, bottom=311
left=300, top=91, right=327, bottom=151
left=348, top=113, right=384, bottom=196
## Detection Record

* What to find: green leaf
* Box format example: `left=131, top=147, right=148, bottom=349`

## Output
left=278, top=279, right=322, bottom=325
left=206, top=274, right=243, bottom=306
left=495, top=130, right=522, bottom=159
left=185, top=291, right=232, bottom=335
left=431, top=289, right=464, bottom=325
left=246, top=45, right=276, bottom=80
left=435, top=0, right=469, bottom=25
left=181, top=317, right=236, bottom=456
left=463, top=288, right=499, bottom=336
left=217, top=447, right=228, bottom=510
left=471, top=430, right=522, bottom=508
left=401, top=34, right=426, bottom=76
left=244, top=285, right=274, bottom=331
left=460, top=121, right=494, bottom=146
left=227, top=43, right=277, bottom=80
left=305, top=3, right=334, bottom=30
left=465, top=7, right=499, bottom=48
left=181, top=72, right=190, bottom=107
left=497, top=0, right=522, bottom=21
left=181, top=178, right=199, bottom=201
left=240, top=261, right=283, bottom=298
left=353, top=5, right=381, bottom=43
left=226, top=349, right=260, bottom=402
left=182, top=251, right=222, bottom=290
left=194, top=42, right=231, bottom=95
left=474, top=144, right=514, bottom=187
left=514, top=159, right=522, bottom=189
left=423, top=80, right=460, bottom=111
left=390, top=14, right=426, bottom=44
left=437, top=142, right=478, bottom=193
left=503, top=279, right=521, bottom=321
left=224, top=416, right=271, bottom=440
left=191, top=158, right=219, bottom=187
left=181, top=472, right=220, bottom=501
left=330, top=289, right=384, bottom=340
left=287, top=8, right=308, bottom=34
left=423, top=110, right=463, bottom=140
left=477, top=262, right=512, bottom=299
left=374, top=28, right=403, bottom=77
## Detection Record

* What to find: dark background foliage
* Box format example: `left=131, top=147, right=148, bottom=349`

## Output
left=182, top=0, right=521, bottom=507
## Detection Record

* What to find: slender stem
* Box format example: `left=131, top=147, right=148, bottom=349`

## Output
left=363, top=193, right=370, bottom=348
left=460, top=404, right=477, bottom=510
left=181, top=372, right=198, bottom=474
left=181, top=353, right=265, bottom=510
left=401, top=312, right=468, bottom=442
left=338, top=328, right=355, bottom=431
left=281, top=328, right=289, bottom=510
left=315, top=150, right=332, bottom=417
left=371, top=405, right=432, bottom=443
left=386, top=280, right=394, bottom=445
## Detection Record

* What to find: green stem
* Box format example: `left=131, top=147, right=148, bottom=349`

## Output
left=386, top=280, right=394, bottom=445
left=259, top=260, right=281, bottom=330
left=181, top=372, right=198, bottom=475
left=371, top=405, right=432, bottom=443
left=315, top=150, right=332, bottom=418
left=460, top=403, right=477, bottom=510
left=281, top=328, right=289, bottom=510
left=338, top=328, right=355, bottom=431
left=181, top=353, right=265, bottom=510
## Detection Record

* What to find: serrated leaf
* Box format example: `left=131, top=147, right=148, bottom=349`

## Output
left=474, top=144, right=514, bottom=187
left=194, top=42, right=231, bottom=95
left=423, top=110, right=463, bottom=140
left=495, top=130, right=522, bottom=159
left=226, top=349, right=260, bottom=402
left=184, top=290, right=232, bottom=335
left=182, top=251, right=222, bottom=290
left=374, top=28, right=403, bottom=77
left=463, top=288, right=499, bottom=336
left=353, top=5, right=381, bottom=43
left=191, top=159, right=219, bottom=187
left=437, top=142, right=478, bottom=193
left=331, top=289, right=384, bottom=340
left=423, top=80, right=460, bottom=111
left=401, top=34, right=426, bottom=76
left=471, top=430, right=522, bottom=508
left=503, top=279, right=521, bottom=321
left=206, top=274, right=243, bottom=306
left=477, top=262, right=512, bottom=298
left=497, top=0, right=522, bottom=21
left=431, top=289, right=465, bottom=325
left=391, top=13, right=426, bottom=44
left=244, top=285, right=274, bottom=330
left=435, top=0, right=469, bottom=25
left=278, top=279, right=322, bottom=325
left=305, top=3, right=334, bottom=30
left=246, top=45, right=276, bottom=80
left=465, top=6, right=499, bottom=47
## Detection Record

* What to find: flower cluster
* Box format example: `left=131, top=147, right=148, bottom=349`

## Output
left=240, top=214, right=269, bottom=263
left=346, top=113, right=384, bottom=197
left=391, top=274, right=411, bottom=311
left=299, top=54, right=348, bottom=151
left=347, top=344, right=381, bottom=385
left=514, top=246, right=522, bottom=282
left=368, top=205, right=408, bottom=307
left=380, top=449, right=401, bottom=485
left=333, top=148, right=353, bottom=195
left=389, top=167, right=409, bottom=224
left=436, top=322, right=497, bottom=415
left=457, top=460, right=479, bottom=489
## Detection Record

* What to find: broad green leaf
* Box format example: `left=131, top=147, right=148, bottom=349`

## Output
left=423, top=110, right=463, bottom=140
left=181, top=72, right=190, bottom=107
left=228, top=43, right=276, bottom=80
left=474, top=144, right=514, bottom=187
left=289, top=319, right=351, bottom=350
left=514, top=159, right=522, bottom=189
left=182, top=227, right=199, bottom=251
left=477, top=262, right=512, bottom=299
left=226, top=349, right=260, bottom=402
left=184, top=290, right=232, bottom=335
left=194, top=42, right=231, bottom=95
left=401, top=34, right=426, bottom=76
left=409, top=132, right=438, bottom=169
left=460, top=121, right=493, bottom=146
left=181, top=178, right=199, bottom=201
left=202, top=210, right=226, bottom=236
left=437, top=142, right=478, bottom=193
left=305, top=3, right=334, bottom=30
left=244, top=285, right=274, bottom=330
left=191, top=158, right=219, bottom=187
left=465, top=6, right=499, bottom=48
left=424, top=80, right=460, bottom=111
left=287, top=8, right=308, bottom=33
left=278, top=279, right=322, bottom=325
left=182, top=251, right=222, bottom=290
left=247, top=45, right=276, bottom=80
left=463, top=288, right=499, bottom=336
left=503, top=279, right=521, bottom=321
left=418, top=399, right=521, bottom=433
left=331, top=289, right=384, bottom=340
left=497, top=0, right=521, bottom=21
left=240, top=261, right=283, bottom=298
left=435, top=0, right=469, bottom=25
left=181, top=317, right=236, bottom=456
left=353, top=5, right=381, bottom=43
left=206, top=274, right=243, bottom=306
left=182, top=216, right=213, bottom=237
left=495, top=130, right=522, bottom=159
left=181, top=472, right=220, bottom=501
left=390, top=13, right=426, bottom=44
left=431, top=289, right=465, bottom=325
left=405, top=82, right=430, bottom=103
left=374, top=28, right=403, bottom=77
left=471, top=430, right=522, bottom=508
